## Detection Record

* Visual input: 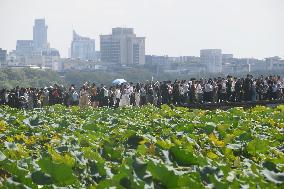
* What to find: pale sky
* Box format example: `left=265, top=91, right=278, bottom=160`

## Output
left=0, top=0, right=283, bottom=59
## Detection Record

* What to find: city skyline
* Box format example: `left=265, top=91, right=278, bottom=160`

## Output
left=0, top=0, right=284, bottom=59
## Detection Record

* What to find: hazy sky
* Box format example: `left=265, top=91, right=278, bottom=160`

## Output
left=0, top=0, right=283, bottom=58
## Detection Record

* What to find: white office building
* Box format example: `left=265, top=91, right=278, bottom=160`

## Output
left=200, top=49, right=222, bottom=73
left=100, top=28, right=145, bottom=65
left=71, top=31, right=96, bottom=61
left=16, top=40, right=34, bottom=56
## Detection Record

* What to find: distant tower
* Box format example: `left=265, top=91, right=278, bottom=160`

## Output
left=200, top=49, right=222, bottom=73
left=33, top=19, right=48, bottom=51
left=0, top=48, right=7, bottom=67
left=71, top=30, right=96, bottom=61
left=100, top=27, right=145, bottom=65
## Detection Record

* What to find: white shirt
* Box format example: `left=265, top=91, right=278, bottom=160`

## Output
left=231, top=81, right=236, bottom=92
left=196, top=84, right=203, bottom=94
left=183, top=83, right=189, bottom=94
left=204, top=83, right=213, bottom=92
left=103, top=88, right=109, bottom=97
left=179, top=85, right=184, bottom=95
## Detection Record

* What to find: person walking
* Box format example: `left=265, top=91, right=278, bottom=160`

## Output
left=90, top=84, right=99, bottom=108
left=79, top=85, right=90, bottom=108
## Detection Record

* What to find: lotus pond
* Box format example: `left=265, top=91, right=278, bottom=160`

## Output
left=0, top=105, right=284, bottom=188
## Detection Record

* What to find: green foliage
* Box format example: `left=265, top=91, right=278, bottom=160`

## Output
left=64, top=68, right=155, bottom=87
left=247, top=139, right=269, bottom=156
left=0, top=68, right=65, bottom=88
left=1, top=67, right=284, bottom=89
left=0, top=105, right=283, bottom=188
left=38, top=155, right=78, bottom=186
left=31, top=171, right=53, bottom=185
left=169, top=146, right=203, bottom=166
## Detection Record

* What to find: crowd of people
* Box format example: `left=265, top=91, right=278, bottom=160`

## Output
left=0, top=75, right=283, bottom=109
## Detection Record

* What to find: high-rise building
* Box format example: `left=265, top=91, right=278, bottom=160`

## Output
left=33, top=19, right=48, bottom=51
left=0, top=48, right=7, bottom=67
left=16, top=40, right=34, bottom=56
left=13, top=19, right=59, bottom=68
left=200, top=49, right=222, bottom=73
left=100, top=27, right=145, bottom=65
left=95, top=51, right=101, bottom=61
left=71, top=31, right=96, bottom=61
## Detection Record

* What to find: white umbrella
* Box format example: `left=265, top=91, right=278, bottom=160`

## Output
left=112, top=79, right=127, bottom=85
